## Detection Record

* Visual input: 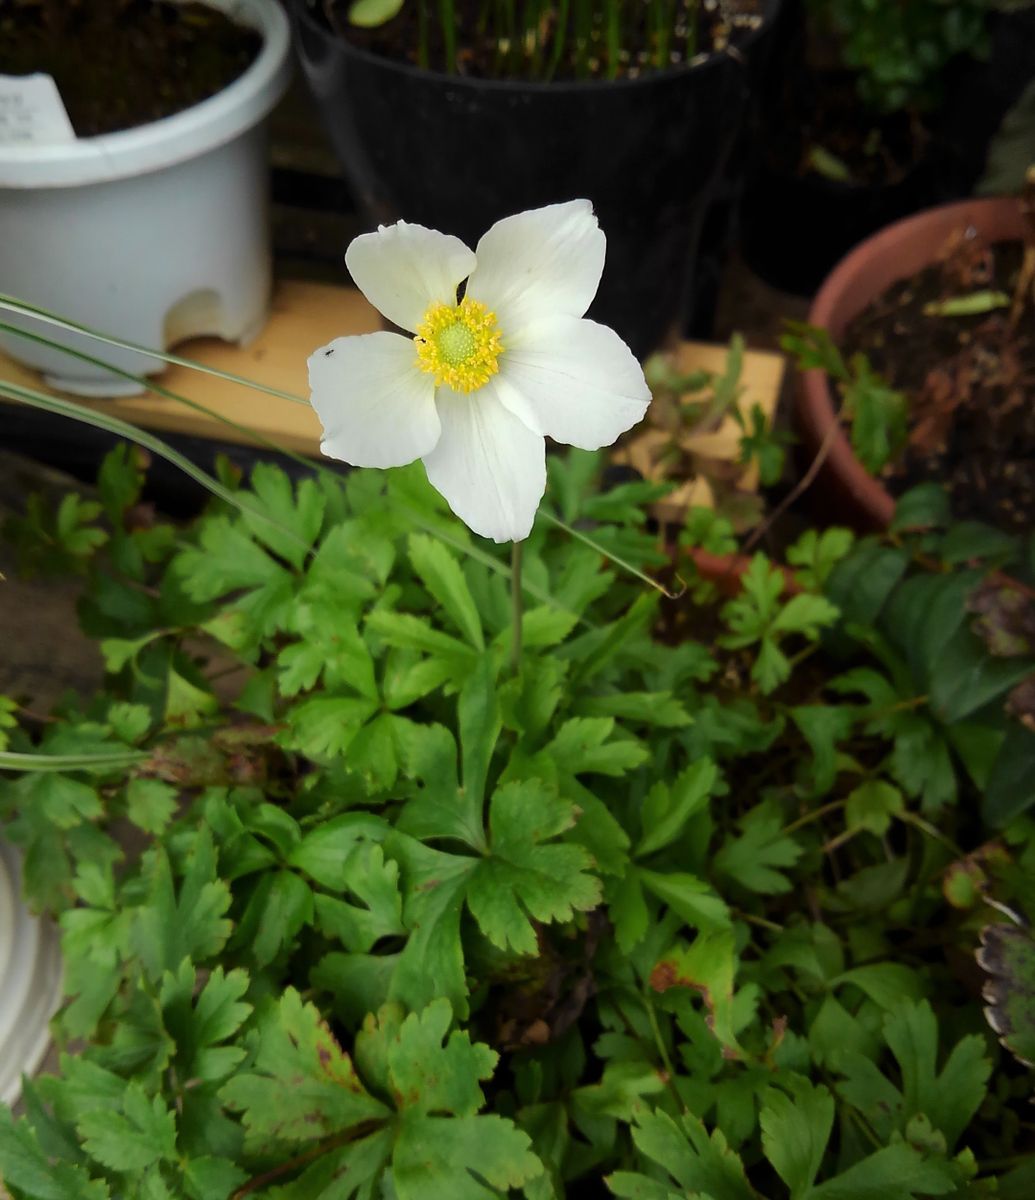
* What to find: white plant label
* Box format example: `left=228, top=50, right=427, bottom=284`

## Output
left=0, top=74, right=76, bottom=146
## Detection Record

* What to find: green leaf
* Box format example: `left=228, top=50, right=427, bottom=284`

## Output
left=984, top=724, right=1035, bottom=826
left=635, top=759, right=718, bottom=858
left=650, top=930, right=740, bottom=1053
left=397, top=721, right=487, bottom=851
left=638, top=869, right=730, bottom=932
left=12, top=771, right=101, bottom=830
left=545, top=717, right=648, bottom=777
left=77, top=1082, right=177, bottom=1171
left=125, top=778, right=178, bottom=835
left=220, top=988, right=389, bottom=1150
left=890, top=484, right=951, bottom=533
left=844, top=779, right=904, bottom=837
left=409, top=533, right=484, bottom=649
left=760, top=1076, right=834, bottom=1199
left=787, top=528, right=855, bottom=590
left=836, top=1000, right=991, bottom=1149
left=175, top=516, right=284, bottom=601
left=277, top=626, right=376, bottom=700
left=281, top=695, right=379, bottom=760
left=394, top=1113, right=542, bottom=1200
left=458, top=654, right=501, bottom=828
left=0, top=1109, right=110, bottom=1200
left=348, top=0, right=405, bottom=26
left=714, top=800, right=802, bottom=893
left=825, top=543, right=909, bottom=630
left=608, top=1108, right=754, bottom=1200
left=830, top=963, right=924, bottom=1012
left=133, top=829, right=233, bottom=979
left=791, top=705, right=858, bottom=797
left=388, top=838, right=472, bottom=1015
left=366, top=609, right=477, bottom=666
left=578, top=691, right=690, bottom=730
left=182, top=1156, right=249, bottom=1200
left=810, top=1142, right=960, bottom=1199
left=346, top=712, right=401, bottom=790
left=313, top=843, right=405, bottom=953
left=978, top=923, right=1035, bottom=1066
left=928, top=625, right=1034, bottom=723
left=160, top=962, right=252, bottom=1084
left=0, top=695, right=17, bottom=752
left=465, top=780, right=601, bottom=955
left=357, top=1001, right=543, bottom=1200
left=241, top=463, right=324, bottom=570
left=385, top=998, right=496, bottom=1116
left=844, top=353, right=908, bottom=474
left=770, top=593, right=841, bottom=639
left=236, top=869, right=314, bottom=967
left=288, top=813, right=389, bottom=891
left=923, top=289, right=1010, bottom=317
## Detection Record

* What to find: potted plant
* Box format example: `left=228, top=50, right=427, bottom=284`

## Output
left=788, top=191, right=1029, bottom=531
left=0, top=0, right=292, bottom=397
left=739, top=0, right=1023, bottom=294
left=3, top=446, right=1035, bottom=1195
left=289, top=0, right=781, bottom=358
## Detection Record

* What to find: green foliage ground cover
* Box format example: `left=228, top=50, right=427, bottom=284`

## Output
left=1, top=446, right=1034, bottom=1199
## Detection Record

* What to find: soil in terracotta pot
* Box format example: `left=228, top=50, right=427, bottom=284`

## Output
left=0, top=0, right=262, bottom=137
left=841, top=231, right=1035, bottom=534
left=327, top=0, right=762, bottom=80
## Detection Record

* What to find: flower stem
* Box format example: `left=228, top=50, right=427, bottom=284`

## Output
left=511, top=540, right=524, bottom=675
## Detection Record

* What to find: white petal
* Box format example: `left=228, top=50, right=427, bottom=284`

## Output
left=345, top=222, right=476, bottom=333
left=309, top=332, right=440, bottom=469
left=465, top=200, right=605, bottom=335
left=422, top=383, right=546, bottom=543
left=493, top=316, right=651, bottom=450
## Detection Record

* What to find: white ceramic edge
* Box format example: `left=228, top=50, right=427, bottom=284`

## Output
left=0, top=921, right=63, bottom=1106
left=0, top=844, right=15, bottom=978
left=0, top=841, right=64, bottom=1107
left=0, top=0, right=292, bottom=188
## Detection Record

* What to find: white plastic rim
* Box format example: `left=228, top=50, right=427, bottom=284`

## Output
left=0, top=0, right=292, bottom=189
left=0, top=841, right=64, bottom=1107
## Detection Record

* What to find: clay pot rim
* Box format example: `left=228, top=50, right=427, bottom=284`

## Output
left=798, top=196, right=1024, bottom=530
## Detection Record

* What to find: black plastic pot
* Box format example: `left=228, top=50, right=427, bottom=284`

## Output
left=289, top=0, right=781, bottom=359
left=738, top=0, right=1035, bottom=296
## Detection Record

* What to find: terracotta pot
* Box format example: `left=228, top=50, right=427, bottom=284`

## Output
left=795, top=196, right=1025, bottom=530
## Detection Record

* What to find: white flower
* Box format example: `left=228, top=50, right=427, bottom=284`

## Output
left=307, top=200, right=651, bottom=543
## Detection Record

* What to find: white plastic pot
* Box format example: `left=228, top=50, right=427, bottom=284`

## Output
left=0, top=0, right=292, bottom=396
left=0, top=840, right=63, bottom=1106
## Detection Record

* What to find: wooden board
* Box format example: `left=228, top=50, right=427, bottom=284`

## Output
left=0, top=283, right=784, bottom=478
left=613, top=340, right=786, bottom=521
left=0, top=281, right=382, bottom=455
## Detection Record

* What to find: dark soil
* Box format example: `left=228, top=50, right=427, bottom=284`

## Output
left=841, top=233, right=1035, bottom=533
left=758, top=20, right=927, bottom=187
left=0, top=0, right=262, bottom=137
left=327, top=0, right=762, bottom=81
left=769, top=66, right=926, bottom=186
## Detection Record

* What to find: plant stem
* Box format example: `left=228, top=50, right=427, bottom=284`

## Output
left=544, top=0, right=569, bottom=79
left=642, top=989, right=686, bottom=1111
left=441, top=0, right=458, bottom=73
left=511, top=540, right=524, bottom=674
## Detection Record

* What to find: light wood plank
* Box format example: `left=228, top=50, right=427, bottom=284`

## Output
left=1, top=285, right=785, bottom=492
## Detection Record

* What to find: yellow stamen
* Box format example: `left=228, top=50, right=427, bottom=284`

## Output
left=414, top=297, right=503, bottom=393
